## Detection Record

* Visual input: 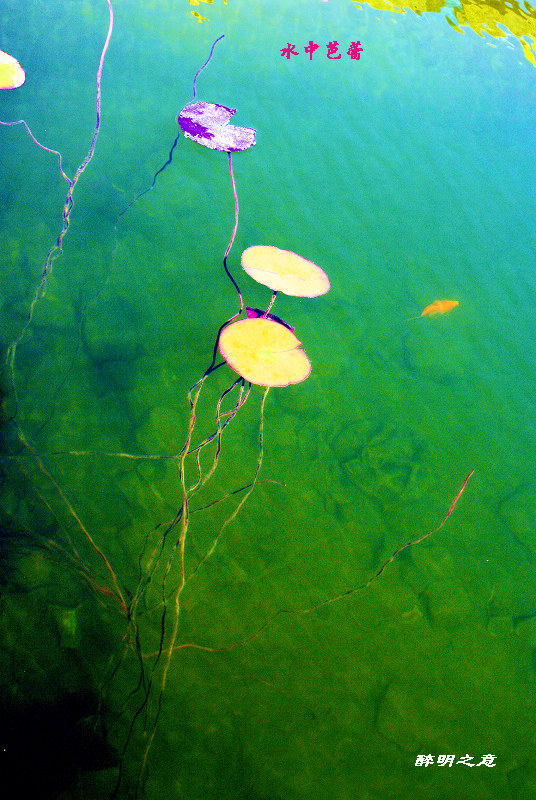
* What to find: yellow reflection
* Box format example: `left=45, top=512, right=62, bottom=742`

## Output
left=351, top=0, right=536, bottom=67
left=189, top=0, right=215, bottom=22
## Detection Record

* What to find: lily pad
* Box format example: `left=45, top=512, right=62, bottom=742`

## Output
left=219, top=317, right=311, bottom=387
left=241, top=245, right=330, bottom=297
left=178, top=101, right=256, bottom=152
left=0, top=50, right=25, bottom=90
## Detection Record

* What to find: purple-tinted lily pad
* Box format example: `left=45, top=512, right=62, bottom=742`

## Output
left=178, top=101, right=256, bottom=152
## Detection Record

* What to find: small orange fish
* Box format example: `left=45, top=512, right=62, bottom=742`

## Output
left=419, top=300, right=459, bottom=318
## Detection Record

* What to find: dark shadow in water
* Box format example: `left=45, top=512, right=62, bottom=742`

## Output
left=0, top=692, right=117, bottom=799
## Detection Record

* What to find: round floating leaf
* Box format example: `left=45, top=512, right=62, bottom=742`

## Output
left=0, top=50, right=25, bottom=90
left=241, top=245, right=330, bottom=297
left=178, top=101, right=256, bottom=152
left=219, top=318, right=311, bottom=387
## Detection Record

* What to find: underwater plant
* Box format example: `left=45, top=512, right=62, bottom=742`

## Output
left=1, top=15, right=331, bottom=792
left=0, top=6, right=475, bottom=797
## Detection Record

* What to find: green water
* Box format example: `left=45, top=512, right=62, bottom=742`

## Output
left=1, top=0, right=535, bottom=798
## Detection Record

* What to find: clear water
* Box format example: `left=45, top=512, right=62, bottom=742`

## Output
left=1, top=1, right=535, bottom=798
